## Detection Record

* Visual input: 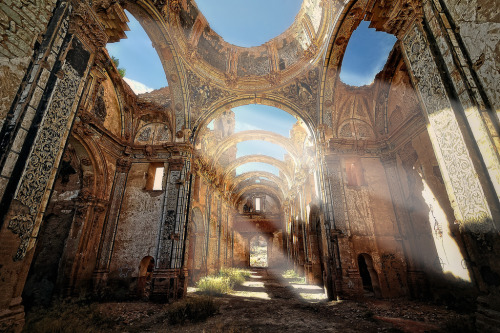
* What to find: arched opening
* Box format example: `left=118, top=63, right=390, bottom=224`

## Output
left=250, top=236, right=268, bottom=268
left=358, top=254, right=381, bottom=298
left=339, top=20, right=396, bottom=86
left=194, top=0, right=303, bottom=47
left=137, top=256, right=155, bottom=298
left=106, top=10, right=168, bottom=93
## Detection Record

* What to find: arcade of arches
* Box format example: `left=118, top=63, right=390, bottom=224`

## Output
left=0, top=0, right=499, bottom=331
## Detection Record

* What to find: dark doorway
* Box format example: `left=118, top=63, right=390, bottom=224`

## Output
left=358, top=255, right=373, bottom=292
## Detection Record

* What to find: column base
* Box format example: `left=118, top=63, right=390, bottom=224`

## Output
left=92, top=269, right=109, bottom=295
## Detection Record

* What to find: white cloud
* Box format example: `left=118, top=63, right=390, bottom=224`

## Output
left=123, top=77, right=154, bottom=95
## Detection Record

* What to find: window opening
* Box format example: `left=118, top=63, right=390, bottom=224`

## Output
left=153, top=166, right=164, bottom=190
left=255, top=197, right=261, bottom=212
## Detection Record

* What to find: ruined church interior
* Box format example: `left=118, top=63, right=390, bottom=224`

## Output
left=0, top=0, right=499, bottom=331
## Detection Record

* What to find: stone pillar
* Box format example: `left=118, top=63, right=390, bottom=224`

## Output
left=323, top=152, right=351, bottom=299
left=57, top=190, right=98, bottom=296
left=93, top=158, right=131, bottom=291
left=402, top=21, right=499, bottom=233
left=380, top=152, right=427, bottom=298
left=401, top=19, right=500, bottom=294
left=151, top=146, right=192, bottom=301
left=0, top=2, right=106, bottom=331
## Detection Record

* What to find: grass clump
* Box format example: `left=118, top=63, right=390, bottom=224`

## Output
left=196, top=268, right=251, bottom=296
left=167, top=296, right=219, bottom=325
left=282, top=269, right=306, bottom=284
left=218, top=268, right=251, bottom=286
left=283, top=269, right=300, bottom=279
left=196, top=276, right=232, bottom=296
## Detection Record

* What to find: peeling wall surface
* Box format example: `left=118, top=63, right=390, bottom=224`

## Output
left=0, top=0, right=499, bottom=331
left=109, top=163, right=162, bottom=280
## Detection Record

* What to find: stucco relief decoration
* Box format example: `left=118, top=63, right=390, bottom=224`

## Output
left=135, top=123, right=171, bottom=145
left=69, top=1, right=108, bottom=51
left=187, top=70, right=230, bottom=119
left=403, top=25, right=491, bottom=231
left=92, top=86, right=107, bottom=122
left=8, top=65, right=82, bottom=260
left=279, top=68, right=319, bottom=121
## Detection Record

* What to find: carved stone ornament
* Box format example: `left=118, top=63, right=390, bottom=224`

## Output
left=69, top=0, right=108, bottom=51
left=277, top=68, right=319, bottom=121
left=187, top=70, right=231, bottom=117
left=116, top=157, right=132, bottom=172
left=169, top=0, right=182, bottom=14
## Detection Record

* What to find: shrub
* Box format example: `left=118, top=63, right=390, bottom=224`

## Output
left=196, top=276, right=233, bottom=296
left=218, top=268, right=251, bottom=286
left=282, top=269, right=300, bottom=279
left=167, top=296, right=219, bottom=325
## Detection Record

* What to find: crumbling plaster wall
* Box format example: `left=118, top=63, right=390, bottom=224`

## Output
left=443, top=0, right=500, bottom=114
left=108, top=163, right=162, bottom=282
left=342, top=157, right=409, bottom=297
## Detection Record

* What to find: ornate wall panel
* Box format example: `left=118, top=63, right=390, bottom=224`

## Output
left=402, top=24, right=493, bottom=232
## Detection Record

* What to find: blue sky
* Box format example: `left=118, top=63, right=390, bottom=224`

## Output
left=233, top=105, right=297, bottom=137
left=339, top=20, right=397, bottom=86
left=195, top=0, right=302, bottom=47
left=107, top=11, right=167, bottom=91
left=236, top=162, right=280, bottom=177
left=108, top=7, right=396, bottom=91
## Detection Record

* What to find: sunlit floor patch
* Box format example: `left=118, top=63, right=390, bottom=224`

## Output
left=242, top=281, right=265, bottom=288
left=299, top=292, right=328, bottom=301
left=249, top=274, right=263, bottom=279
left=290, top=284, right=323, bottom=290
left=231, top=290, right=271, bottom=300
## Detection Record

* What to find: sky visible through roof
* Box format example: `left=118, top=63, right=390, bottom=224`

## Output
left=106, top=4, right=396, bottom=179
left=339, top=21, right=397, bottom=86
left=107, top=10, right=167, bottom=93
left=194, top=0, right=302, bottom=47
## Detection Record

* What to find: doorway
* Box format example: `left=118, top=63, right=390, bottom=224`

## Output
left=250, top=236, right=268, bottom=267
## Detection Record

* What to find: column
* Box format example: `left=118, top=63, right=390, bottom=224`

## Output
left=93, top=158, right=131, bottom=291
left=401, top=19, right=500, bottom=296
left=151, top=146, right=192, bottom=301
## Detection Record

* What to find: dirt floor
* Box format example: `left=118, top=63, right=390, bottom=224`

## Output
left=24, top=268, right=475, bottom=332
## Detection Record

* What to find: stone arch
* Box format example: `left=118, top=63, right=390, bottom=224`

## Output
left=231, top=171, right=289, bottom=194
left=210, top=130, right=300, bottom=164
left=223, top=155, right=293, bottom=184
left=134, top=122, right=172, bottom=145
left=191, top=96, right=316, bottom=143
left=116, top=0, right=188, bottom=132
left=137, top=256, right=155, bottom=298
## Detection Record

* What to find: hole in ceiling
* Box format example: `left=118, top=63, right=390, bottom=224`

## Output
left=106, top=10, right=168, bottom=94
left=339, top=20, right=397, bottom=87
left=194, top=0, right=303, bottom=47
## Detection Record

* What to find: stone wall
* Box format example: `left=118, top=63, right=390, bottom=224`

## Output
left=0, top=0, right=57, bottom=128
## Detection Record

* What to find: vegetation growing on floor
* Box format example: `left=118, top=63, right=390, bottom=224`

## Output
left=196, top=268, right=251, bottom=296
left=282, top=269, right=306, bottom=284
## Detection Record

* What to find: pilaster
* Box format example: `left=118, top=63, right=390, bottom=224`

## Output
left=93, top=157, right=131, bottom=291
